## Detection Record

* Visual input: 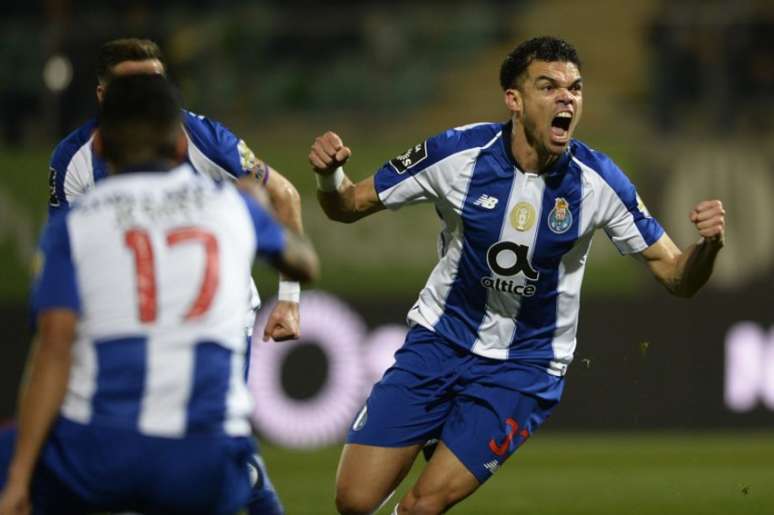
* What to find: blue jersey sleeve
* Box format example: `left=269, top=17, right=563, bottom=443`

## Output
left=572, top=142, right=665, bottom=254
left=48, top=119, right=98, bottom=216
left=31, top=212, right=81, bottom=316
left=47, top=158, right=68, bottom=215
left=183, top=111, right=269, bottom=183
left=373, top=123, right=501, bottom=209
left=238, top=191, right=286, bottom=261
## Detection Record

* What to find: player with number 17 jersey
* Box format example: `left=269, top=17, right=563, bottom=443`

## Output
left=21, top=163, right=288, bottom=514
left=41, top=164, right=284, bottom=435
left=47, top=112, right=268, bottom=335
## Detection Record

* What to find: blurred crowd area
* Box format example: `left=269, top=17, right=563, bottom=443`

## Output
left=1, top=0, right=522, bottom=144
left=648, top=1, right=774, bottom=133
left=1, top=0, right=773, bottom=303
left=1, top=0, right=772, bottom=144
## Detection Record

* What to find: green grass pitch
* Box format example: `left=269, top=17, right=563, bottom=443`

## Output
left=262, top=432, right=774, bottom=514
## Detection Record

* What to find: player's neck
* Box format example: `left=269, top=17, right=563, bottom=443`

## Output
left=510, top=122, right=558, bottom=174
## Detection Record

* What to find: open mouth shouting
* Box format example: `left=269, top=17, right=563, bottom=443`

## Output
left=550, top=111, right=573, bottom=144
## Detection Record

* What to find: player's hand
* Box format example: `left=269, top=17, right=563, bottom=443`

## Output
left=262, top=301, right=301, bottom=342
left=0, top=481, right=31, bottom=515
left=309, top=131, right=352, bottom=175
left=689, top=200, right=725, bottom=247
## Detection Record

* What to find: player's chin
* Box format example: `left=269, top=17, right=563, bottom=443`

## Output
left=546, top=129, right=572, bottom=153
left=546, top=137, right=571, bottom=154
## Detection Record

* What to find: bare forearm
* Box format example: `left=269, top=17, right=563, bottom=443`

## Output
left=8, top=338, right=71, bottom=484
left=317, top=178, right=363, bottom=223
left=270, top=178, right=304, bottom=234
left=276, top=231, right=320, bottom=283
left=262, top=172, right=305, bottom=284
left=665, top=239, right=723, bottom=297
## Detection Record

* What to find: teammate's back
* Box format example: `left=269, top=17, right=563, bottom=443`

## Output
left=59, top=164, right=268, bottom=438
left=0, top=74, right=318, bottom=515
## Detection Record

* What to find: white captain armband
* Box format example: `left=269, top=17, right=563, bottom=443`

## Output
left=315, top=167, right=345, bottom=192
left=278, top=280, right=300, bottom=303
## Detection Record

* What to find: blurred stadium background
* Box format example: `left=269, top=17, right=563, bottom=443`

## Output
left=1, top=0, right=773, bottom=513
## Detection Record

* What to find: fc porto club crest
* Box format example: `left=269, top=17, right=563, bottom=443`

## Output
left=547, top=197, right=573, bottom=234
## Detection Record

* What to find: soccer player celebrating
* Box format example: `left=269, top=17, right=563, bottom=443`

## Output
left=48, top=38, right=303, bottom=346
left=47, top=38, right=303, bottom=514
left=0, top=74, right=318, bottom=515
left=309, top=36, right=725, bottom=515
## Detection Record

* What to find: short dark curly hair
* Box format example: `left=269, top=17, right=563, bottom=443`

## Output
left=499, top=36, right=581, bottom=90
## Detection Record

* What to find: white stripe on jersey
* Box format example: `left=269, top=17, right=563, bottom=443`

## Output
left=410, top=235, right=464, bottom=329
left=60, top=339, right=97, bottom=423
left=63, top=136, right=96, bottom=204
left=549, top=231, right=593, bottom=373
left=471, top=171, right=546, bottom=360
left=184, top=127, right=234, bottom=182
left=574, top=157, right=651, bottom=254
left=139, top=336, right=195, bottom=436
left=402, top=132, right=502, bottom=330
left=378, top=133, right=501, bottom=208
left=224, top=350, right=253, bottom=436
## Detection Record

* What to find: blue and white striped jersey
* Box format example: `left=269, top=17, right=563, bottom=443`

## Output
left=374, top=122, right=664, bottom=376
left=47, top=111, right=267, bottom=213
left=32, top=164, right=286, bottom=437
left=47, top=111, right=268, bottom=324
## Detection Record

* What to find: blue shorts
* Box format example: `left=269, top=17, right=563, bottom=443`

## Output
left=347, top=325, right=564, bottom=483
left=0, top=417, right=254, bottom=515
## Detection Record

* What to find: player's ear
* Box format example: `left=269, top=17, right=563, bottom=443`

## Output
left=504, top=88, right=522, bottom=115
left=96, top=84, right=105, bottom=104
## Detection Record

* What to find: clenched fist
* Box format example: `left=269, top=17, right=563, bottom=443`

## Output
left=690, top=200, right=725, bottom=246
left=309, top=131, right=352, bottom=175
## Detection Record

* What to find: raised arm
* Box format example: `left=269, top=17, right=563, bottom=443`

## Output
left=273, top=228, right=320, bottom=284
left=259, top=167, right=306, bottom=341
left=236, top=177, right=319, bottom=285
left=264, top=168, right=303, bottom=237
left=640, top=200, right=725, bottom=297
left=308, top=131, right=385, bottom=223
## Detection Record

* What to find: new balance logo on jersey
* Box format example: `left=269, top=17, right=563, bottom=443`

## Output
left=473, top=194, right=499, bottom=209
left=483, top=460, right=500, bottom=474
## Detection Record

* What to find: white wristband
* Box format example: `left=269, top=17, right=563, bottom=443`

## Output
left=278, top=280, right=300, bottom=303
left=315, top=167, right=345, bottom=192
